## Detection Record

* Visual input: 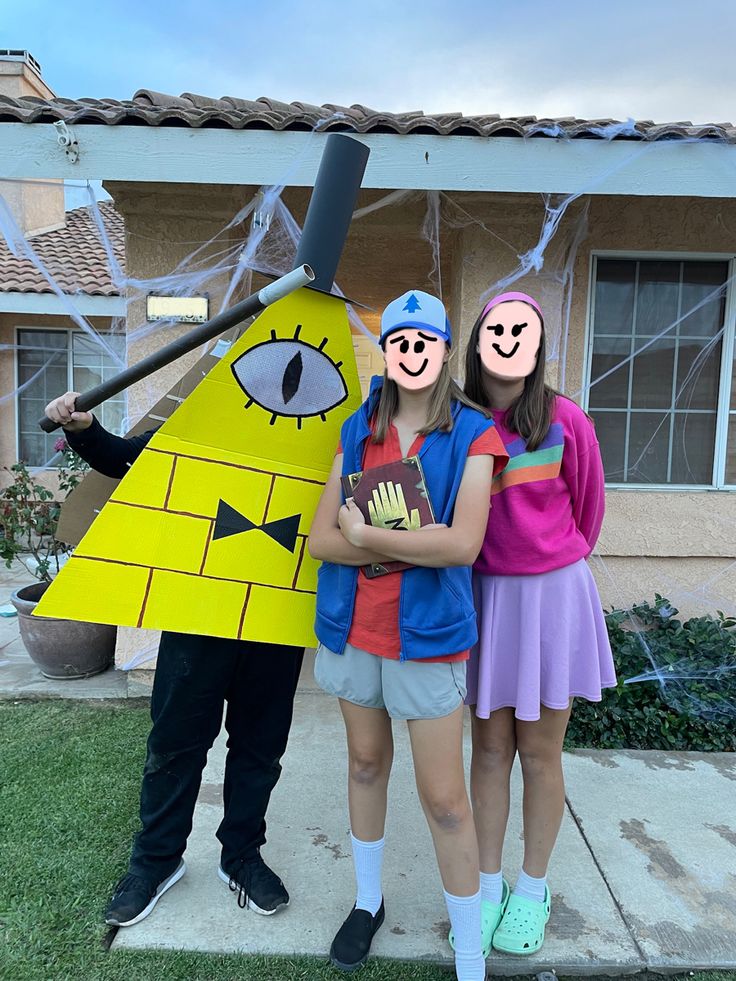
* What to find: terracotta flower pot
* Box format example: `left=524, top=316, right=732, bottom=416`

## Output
left=10, top=581, right=116, bottom=680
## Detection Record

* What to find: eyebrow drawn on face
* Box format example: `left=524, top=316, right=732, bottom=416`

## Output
left=417, top=331, right=439, bottom=342
left=388, top=333, right=407, bottom=345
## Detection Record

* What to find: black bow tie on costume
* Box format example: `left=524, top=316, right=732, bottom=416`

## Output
left=213, top=499, right=301, bottom=553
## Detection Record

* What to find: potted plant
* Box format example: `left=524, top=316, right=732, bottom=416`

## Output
left=1, top=439, right=116, bottom=679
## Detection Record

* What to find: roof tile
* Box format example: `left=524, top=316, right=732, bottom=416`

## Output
left=0, top=202, right=124, bottom=297
left=0, top=91, right=732, bottom=142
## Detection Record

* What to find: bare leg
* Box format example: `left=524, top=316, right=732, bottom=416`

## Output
left=329, top=701, right=393, bottom=971
left=408, top=705, right=479, bottom=896
left=516, top=702, right=572, bottom=877
left=339, top=699, right=394, bottom=841
left=470, top=707, right=516, bottom=873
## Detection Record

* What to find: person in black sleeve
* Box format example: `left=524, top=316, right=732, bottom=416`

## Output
left=45, top=391, right=304, bottom=927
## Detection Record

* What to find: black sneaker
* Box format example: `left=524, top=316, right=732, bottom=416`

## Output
left=329, top=901, right=385, bottom=971
left=218, top=850, right=289, bottom=915
left=104, top=859, right=187, bottom=926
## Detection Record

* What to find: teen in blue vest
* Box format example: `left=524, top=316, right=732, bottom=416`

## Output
left=309, top=290, right=508, bottom=981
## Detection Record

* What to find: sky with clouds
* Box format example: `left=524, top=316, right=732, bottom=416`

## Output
left=7, top=0, right=736, bottom=124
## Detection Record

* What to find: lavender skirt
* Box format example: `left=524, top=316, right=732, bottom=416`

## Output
left=466, top=559, right=617, bottom=722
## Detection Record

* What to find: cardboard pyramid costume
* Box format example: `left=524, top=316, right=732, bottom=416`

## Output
left=36, top=287, right=361, bottom=646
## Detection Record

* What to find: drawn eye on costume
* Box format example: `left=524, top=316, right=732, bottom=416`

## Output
left=486, top=323, right=504, bottom=337
left=511, top=322, right=527, bottom=338
left=231, top=324, right=347, bottom=427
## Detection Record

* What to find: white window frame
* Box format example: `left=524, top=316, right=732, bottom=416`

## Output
left=14, top=325, right=127, bottom=466
left=583, top=250, right=736, bottom=492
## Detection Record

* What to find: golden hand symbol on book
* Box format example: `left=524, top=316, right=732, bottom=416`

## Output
left=341, top=455, right=434, bottom=576
left=367, top=480, right=421, bottom=531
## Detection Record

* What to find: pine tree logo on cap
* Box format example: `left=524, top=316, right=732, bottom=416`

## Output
left=379, top=289, right=452, bottom=347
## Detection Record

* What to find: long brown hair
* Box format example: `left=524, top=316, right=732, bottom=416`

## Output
left=372, top=360, right=490, bottom=444
left=463, top=304, right=556, bottom=452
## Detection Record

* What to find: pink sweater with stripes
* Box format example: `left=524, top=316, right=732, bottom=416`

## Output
left=475, top=396, right=605, bottom=577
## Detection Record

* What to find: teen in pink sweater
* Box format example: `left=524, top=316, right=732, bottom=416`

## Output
left=456, top=292, right=615, bottom=959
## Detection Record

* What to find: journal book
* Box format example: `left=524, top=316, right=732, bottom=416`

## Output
left=341, top=455, right=435, bottom=578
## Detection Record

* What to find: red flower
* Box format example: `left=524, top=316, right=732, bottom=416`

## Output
left=54, top=437, right=68, bottom=453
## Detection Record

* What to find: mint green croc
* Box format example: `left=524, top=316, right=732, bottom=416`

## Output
left=448, top=878, right=510, bottom=958
left=491, top=885, right=551, bottom=955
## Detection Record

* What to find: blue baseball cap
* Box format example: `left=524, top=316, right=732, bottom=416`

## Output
left=380, top=290, right=452, bottom=347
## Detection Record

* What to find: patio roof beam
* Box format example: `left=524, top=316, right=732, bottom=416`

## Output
left=1, top=125, right=735, bottom=197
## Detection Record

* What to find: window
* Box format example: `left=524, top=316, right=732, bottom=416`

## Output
left=586, top=257, right=735, bottom=487
left=16, top=328, right=126, bottom=467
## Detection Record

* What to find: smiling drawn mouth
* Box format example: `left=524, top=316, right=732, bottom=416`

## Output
left=492, top=342, right=520, bottom=359
left=399, top=359, right=429, bottom=377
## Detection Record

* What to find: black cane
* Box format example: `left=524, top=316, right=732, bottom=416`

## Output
left=38, top=264, right=314, bottom=433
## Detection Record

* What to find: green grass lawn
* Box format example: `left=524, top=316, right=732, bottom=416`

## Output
left=1, top=700, right=735, bottom=981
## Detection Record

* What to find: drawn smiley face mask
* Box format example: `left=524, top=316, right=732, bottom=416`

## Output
left=383, top=327, right=448, bottom=390
left=477, top=296, right=543, bottom=381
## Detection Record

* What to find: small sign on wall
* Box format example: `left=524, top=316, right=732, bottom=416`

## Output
left=146, top=295, right=209, bottom=323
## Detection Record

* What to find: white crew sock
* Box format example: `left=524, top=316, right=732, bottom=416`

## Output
left=480, top=869, right=504, bottom=905
left=443, top=887, right=486, bottom=981
left=513, top=868, right=546, bottom=903
left=350, top=833, right=384, bottom=916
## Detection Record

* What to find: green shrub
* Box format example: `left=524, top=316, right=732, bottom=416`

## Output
left=565, top=596, right=736, bottom=752
left=1, top=441, right=88, bottom=582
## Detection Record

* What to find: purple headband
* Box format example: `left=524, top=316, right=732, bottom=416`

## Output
left=481, top=291, right=543, bottom=321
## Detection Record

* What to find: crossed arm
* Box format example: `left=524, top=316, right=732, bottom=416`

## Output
left=307, top=454, right=395, bottom=566
left=308, top=453, right=494, bottom=568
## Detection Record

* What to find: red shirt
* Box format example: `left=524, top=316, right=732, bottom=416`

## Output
left=339, top=422, right=507, bottom=661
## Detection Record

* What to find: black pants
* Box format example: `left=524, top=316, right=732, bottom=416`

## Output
left=128, top=631, right=304, bottom=881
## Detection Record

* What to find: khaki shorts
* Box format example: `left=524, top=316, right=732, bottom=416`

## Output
left=314, top=641, right=467, bottom=721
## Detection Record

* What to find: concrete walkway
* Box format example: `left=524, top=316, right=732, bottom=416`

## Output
left=3, top=566, right=735, bottom=973
left=112, top=672, right=736, bottom=975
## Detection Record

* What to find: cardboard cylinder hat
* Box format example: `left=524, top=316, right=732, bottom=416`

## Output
left=295, top=133, right=370, bottom=291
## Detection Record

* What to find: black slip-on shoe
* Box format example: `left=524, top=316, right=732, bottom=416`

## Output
left=329, top=900, right=385, bottom=971
left=104, top=859, right=186, bottom=926
left=218, top=850, right=289, bottom=915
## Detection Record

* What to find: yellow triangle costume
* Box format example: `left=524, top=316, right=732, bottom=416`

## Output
left=35, top=288, right=361, bottom=647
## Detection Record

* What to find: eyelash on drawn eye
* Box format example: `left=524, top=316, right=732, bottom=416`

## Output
left=511, top=322, right=528, bottom=338
left=231, top=325, right=348, bottom=427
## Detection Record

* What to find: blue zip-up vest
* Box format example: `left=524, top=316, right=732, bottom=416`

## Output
left=314, top=378, right=496, bottom=661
